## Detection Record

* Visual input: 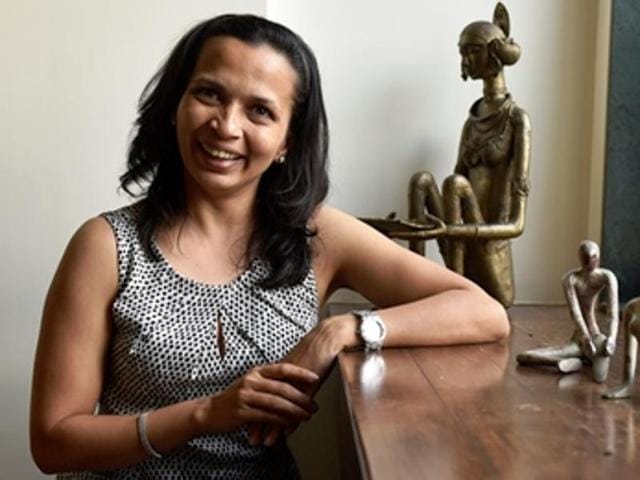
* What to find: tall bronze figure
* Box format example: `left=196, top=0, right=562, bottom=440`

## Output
left=408, top=3, right=531, bottom=307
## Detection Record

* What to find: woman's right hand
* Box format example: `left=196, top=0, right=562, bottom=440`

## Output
left=194, top=363, right=319, bottom=434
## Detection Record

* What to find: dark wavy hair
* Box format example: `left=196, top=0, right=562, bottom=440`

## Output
left=120, top=14, right=329, bottom=288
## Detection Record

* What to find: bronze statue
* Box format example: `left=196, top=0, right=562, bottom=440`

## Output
left=361, top=3, right=531, bottom=308
left=517, top=241, right=619, bottom=383
left=603, top=297, right=640, bottom=399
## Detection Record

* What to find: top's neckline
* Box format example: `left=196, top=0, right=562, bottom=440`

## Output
left=150, top=237, right=260, bottom=290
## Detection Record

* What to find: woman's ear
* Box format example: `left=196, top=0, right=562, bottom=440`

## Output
left=274, top=147, right=288, bottom=164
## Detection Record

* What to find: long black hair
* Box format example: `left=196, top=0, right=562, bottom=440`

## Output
left=120, top=14, right=329, bottom=288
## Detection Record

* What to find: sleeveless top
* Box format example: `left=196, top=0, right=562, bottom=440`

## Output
left=59, top=202, right=320, bottom=479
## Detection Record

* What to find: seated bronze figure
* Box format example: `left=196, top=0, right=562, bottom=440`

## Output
left=409, top=2, right=530, bottom=308
left=362, top=3, right=531, bottom=308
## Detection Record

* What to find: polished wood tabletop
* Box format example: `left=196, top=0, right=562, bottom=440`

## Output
left=335, top=305, right=640, bottom=480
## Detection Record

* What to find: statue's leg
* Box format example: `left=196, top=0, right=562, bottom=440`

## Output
left=466, top=240, right=514, bottom=308
left=442, top=174, right=484, bottom=273
left=603, top=303, right=640, bottom=399
left=590, top=333, right=611, bottom=383
left=516, top=343, right=583, bottom=373
left=408, top=171, right=445, bottom=255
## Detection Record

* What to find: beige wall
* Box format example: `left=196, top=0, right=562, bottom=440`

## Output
left=0, top=1, right=609, bottom=478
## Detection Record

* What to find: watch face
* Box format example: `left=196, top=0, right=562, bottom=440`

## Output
left=361, top=316, right=384, bottom=343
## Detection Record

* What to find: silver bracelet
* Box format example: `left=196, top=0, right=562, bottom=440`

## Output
left=137, top=411, right=162, bottom=459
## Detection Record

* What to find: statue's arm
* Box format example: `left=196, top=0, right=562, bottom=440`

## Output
left=445, top=107, right=531, bottom=240
left=507, top=107, right=531, bottom=226
left=453, top=123, right=469, bottom=177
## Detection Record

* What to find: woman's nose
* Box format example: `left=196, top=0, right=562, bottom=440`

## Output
left=210, top=105, right=241, bottom=138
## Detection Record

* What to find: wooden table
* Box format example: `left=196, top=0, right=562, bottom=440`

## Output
left=335, top=306, right=640, bottom=479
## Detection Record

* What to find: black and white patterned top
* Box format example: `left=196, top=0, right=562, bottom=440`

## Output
left=59, top=203, right=319, bottom=479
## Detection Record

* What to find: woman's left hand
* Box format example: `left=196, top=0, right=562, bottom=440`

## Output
left=248, top=314, right=358, bottom=446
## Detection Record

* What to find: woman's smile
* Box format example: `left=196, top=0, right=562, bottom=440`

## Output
left=197, top=140, right=246, bottom=172
left=199, top=141, right=243, bottom=161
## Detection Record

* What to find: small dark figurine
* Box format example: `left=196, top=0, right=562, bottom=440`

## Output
left=517, top=240, right=619, bottom=383
left=603, top=297, right=640, bottom=399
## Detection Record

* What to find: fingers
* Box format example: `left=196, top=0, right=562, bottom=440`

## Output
left=248, top=423, right=262, bottom=446
left=242, top=390, right=312, bottom=422
left=242, top=366, right=318, bottom=414
left=263, top=426, right=281, bottom=447
left=247, top=423, right=279, bottom=447
left=258, top=363, right=319, bottom=384
left=248, top=424, right=297, bottom=447
left=241, top=409, right=303, bottom=428
left=202, top=363, right=321, bottom=435
left=261, top=422, right=300, bottom=447
left=252, top=376, right=317, bottom=411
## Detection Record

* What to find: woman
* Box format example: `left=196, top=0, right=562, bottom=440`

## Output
left=30, top=14, right=508, bottom=479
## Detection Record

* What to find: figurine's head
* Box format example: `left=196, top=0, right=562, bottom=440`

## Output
left=578, top=240, right=600, bottom=271
left=458, top=3, right=521, bottom=81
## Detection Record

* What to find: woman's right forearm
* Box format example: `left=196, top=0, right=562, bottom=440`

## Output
left=32, top=397, right=206, bottom=474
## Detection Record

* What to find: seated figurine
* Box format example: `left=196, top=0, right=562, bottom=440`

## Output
left=602, top=298, right=640, bottom=399
left=362, top=3, right=531, bottom=308
left=516, top=240, right=619, bottom=383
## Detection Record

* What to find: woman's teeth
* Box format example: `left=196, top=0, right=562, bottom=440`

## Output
left=200, top=142, right=241, bottom=160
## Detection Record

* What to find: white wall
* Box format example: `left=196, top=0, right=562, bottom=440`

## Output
left=0, top=1, right=608, bottom=478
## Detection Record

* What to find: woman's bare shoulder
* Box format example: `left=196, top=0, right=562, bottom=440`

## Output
left=52, top=215, right=119, bottom=301
left=68, top=216, right=117, bottom=263
left=311, top=204, right=361, bottom=237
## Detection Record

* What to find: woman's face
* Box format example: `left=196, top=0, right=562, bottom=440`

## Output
left=459, top=40, right=489, bottom=80
left=175, top=36, right=297, bottom=201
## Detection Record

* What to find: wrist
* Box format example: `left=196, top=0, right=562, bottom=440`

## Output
left=191, top=397, right=212, bottom=437
left=322, top=314, right=360, bottom=352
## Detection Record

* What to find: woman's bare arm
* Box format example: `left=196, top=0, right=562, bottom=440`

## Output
left=315, top=206, right=509, bottom=349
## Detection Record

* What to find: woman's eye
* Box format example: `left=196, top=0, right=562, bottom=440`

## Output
left=194, top=87, right=220, bottom=103
left=252, top=105, right=273, bottom=120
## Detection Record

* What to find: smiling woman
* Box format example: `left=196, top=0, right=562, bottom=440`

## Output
left=30, top=13, right=508, bottom=480
left=175, top=37, right=296, bottom=200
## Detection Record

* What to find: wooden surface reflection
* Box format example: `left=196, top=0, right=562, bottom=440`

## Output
left=336, top=306, right=640, bottom=479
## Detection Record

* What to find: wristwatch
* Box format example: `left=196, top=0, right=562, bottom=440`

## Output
left=352, top=310, right=387, bottom=351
